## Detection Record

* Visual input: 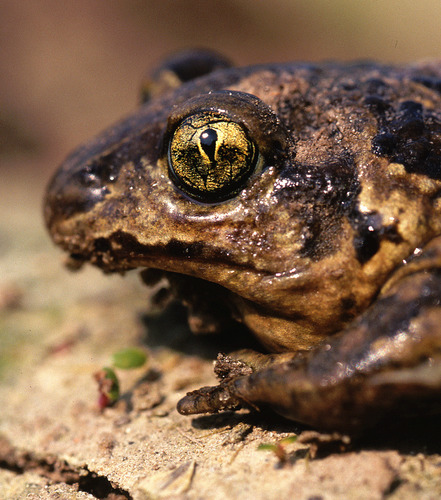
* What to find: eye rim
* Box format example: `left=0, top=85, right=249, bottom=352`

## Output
left=168, top=111, right=261, bottom=203
left=163, top=90, right=294, bottom=204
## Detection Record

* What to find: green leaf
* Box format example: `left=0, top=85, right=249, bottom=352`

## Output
left=257, top=443, right=278, bottom=452
left=112, top=347, right=147, bottom=369
left=280, top=435, right=297, bottom=444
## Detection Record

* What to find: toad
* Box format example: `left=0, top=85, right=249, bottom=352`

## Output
left=44, top=50, right=441, bottom=431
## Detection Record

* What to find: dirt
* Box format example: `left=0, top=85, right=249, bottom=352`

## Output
left=1, top=2, right=441, bottom=498
left=1, top=165, right=441, bottom=500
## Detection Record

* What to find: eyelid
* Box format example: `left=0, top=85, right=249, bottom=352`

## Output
left=162, top=91, right=294, bottom=203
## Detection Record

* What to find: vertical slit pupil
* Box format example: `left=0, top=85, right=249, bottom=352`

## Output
left=200, top=128, right=218, bottom=163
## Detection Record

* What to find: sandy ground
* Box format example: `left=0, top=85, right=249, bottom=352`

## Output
left=0, top=168, right=441, bottom=500
left=1, top=2, right=441, bottom=499
left=1, top=162, right=441, bottom=500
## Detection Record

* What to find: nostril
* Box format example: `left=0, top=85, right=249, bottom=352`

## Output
left=76, top=155, right=120, bottom=189
left=43, top=123, right=130, bottom=244
left=76, top=166, right=102, bottom=188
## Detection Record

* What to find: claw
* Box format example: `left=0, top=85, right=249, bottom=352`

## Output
left=177, top=384, right=242, bottom=415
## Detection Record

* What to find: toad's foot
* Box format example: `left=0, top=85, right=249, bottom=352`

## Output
left=178, top=263, right=441, bottom=432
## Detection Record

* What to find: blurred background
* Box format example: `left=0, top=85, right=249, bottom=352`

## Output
left=1, top=3, right=441, bottom=489
left=1, top=0, right=440, bottom=180
left=0, top=0, right=440, bottom=384
left=0, top=0, right=440, bottom=320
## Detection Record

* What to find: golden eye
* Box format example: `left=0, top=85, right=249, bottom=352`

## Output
left=168, top=112, right=258, bottom=202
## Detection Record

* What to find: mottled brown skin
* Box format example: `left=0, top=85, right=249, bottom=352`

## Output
left=45, top=50, right=441, bottom=431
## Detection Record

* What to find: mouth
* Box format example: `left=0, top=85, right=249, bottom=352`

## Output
left=48, top=220, right=248, bottom=337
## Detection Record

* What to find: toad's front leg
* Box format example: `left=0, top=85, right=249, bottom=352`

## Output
left=178, top=242, right=441, bottom=432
